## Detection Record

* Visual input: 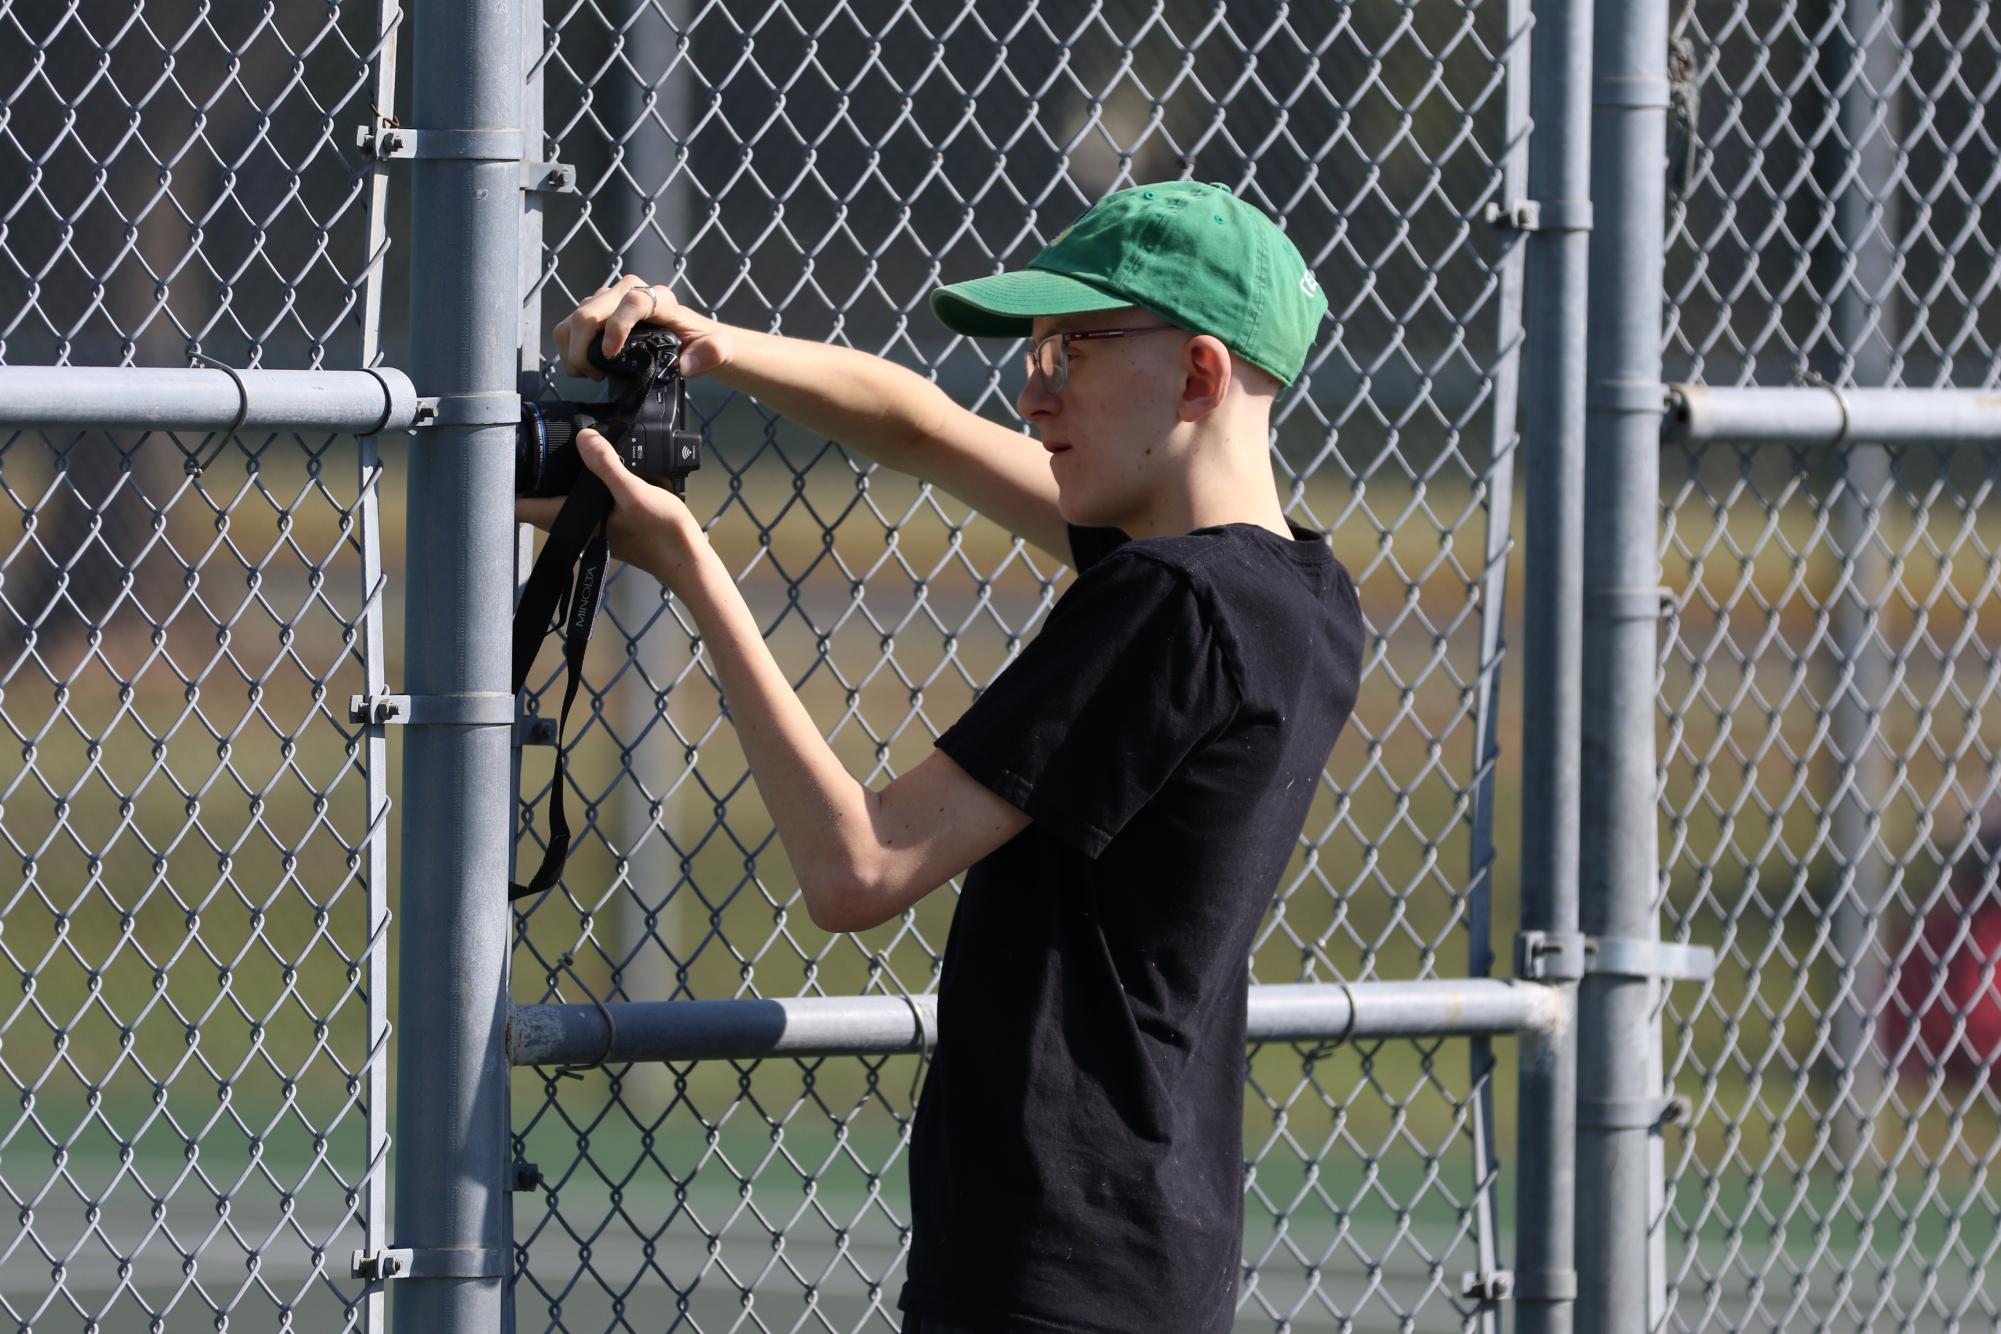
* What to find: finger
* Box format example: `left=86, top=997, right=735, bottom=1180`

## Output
left=515, top=497, right=562, bottom=531
left=602, top=284, right=659, bottom=359
left=561, top=278, right=648, bottom=374
left=575, top=428, right=647, bottom=504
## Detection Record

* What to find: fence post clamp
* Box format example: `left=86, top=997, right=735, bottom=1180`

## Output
left=1585, top=936, right=1716, bottom=982
left=1578, top=1092, right=1693, bottom=1133
left=1514, top=930, right=1587, bottom=981
left=349, top=691, right=514, bottom=727
left=1483, top=198, right=1593, bottom=233
left=354, top=120, right=576, bottom=194
left=1514, top=931, right=1715, bottom=984
left=352, top=1246, right=509, bottom=1281
left=513, top=714, right=558, bottom=748
left=409, top=391, right=523, bottom=428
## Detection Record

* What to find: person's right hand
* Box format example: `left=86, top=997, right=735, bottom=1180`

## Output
left=552, top=274, right=734, bottom=382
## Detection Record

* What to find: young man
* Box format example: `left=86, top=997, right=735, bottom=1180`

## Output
left=524, top=180, right=1364, bottom=1333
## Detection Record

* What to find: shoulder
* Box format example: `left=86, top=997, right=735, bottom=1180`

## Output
left=1063, top=538, right=1215, bottom=612
left=1055, top=542, right=1250, bottom=700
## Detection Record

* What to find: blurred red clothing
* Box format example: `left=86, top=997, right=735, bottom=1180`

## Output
left=1883, top=830, right=2001, bottom=1084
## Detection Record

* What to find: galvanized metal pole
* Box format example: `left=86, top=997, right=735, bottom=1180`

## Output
left=1463, top=0, right=1533, bottom=1326
left=1576, top=0, right=1669, bottom=1326
left=1513, top=0, right=1593, bottom=1328
left=393, top=0, right=524, bottom=1327
left=612, top=0, right=698, bottom=1032
left=1820, top=0, right=1898, bottom=1174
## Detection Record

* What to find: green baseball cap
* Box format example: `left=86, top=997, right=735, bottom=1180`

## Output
left=930, top=180, right=1327, bottom=386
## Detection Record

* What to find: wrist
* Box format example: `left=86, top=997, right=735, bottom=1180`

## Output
left=647, top=504, right=710, bottom=584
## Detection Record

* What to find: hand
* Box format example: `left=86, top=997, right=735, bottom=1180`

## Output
left=514, top=427, right=708, bottom=591
left=552, top=274, right=736, bottom=382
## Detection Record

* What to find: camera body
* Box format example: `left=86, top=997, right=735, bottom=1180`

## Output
left=517, top=325, right=703, bottom=498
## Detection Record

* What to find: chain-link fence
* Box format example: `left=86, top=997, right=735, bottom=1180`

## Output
left=6, top=0, right=1996, bottom=1331
left=1659, top=0, right=2001, bottom=1328
left=504, top=1, right=1541, bottom=1329
left=0, top=1, right=397, bottom=1329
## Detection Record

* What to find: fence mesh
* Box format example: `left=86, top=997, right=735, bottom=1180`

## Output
left=0, top=0, right=393, bottom=1329
left=21, top=0, right=1995, bottom=1331
left=508, top=0, right=1532, bottom=1329
left=1661, top=1, right=2001, bottom=1329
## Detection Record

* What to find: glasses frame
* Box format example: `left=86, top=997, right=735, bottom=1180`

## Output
left=1023, top=323, right=1185, bottom=394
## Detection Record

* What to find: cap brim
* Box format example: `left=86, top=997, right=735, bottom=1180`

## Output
left=929, top=269, right=1136, bottom=338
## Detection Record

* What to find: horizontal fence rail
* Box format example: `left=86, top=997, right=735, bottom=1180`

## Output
left=1664, top=384, right=2001, bottom=447
left=506, top=980, right=1569, bottom=1067
left=0, top=367, right=422, bottom=434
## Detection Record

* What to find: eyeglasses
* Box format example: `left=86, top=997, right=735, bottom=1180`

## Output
left=1022, top=323, right=1184, bottom=395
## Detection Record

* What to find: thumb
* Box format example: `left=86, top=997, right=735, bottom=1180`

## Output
left=677, top=331, right=729, bottom=378
left=576, top=428, right=644, bottom=503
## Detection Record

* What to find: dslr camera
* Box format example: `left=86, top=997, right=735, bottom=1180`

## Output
left=517, top=325, right=703, bottom=498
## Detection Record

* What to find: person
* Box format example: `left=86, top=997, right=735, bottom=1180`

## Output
left=1883, top=816, right=2001, bottom=1087
left=522, top=180, right=1364, bottom=1334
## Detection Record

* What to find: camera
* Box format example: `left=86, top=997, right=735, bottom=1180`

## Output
left=517, top=325, right=704, bottom=498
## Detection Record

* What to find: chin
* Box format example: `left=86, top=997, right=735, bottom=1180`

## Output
left=1055, top=483, right=1110, bottom=531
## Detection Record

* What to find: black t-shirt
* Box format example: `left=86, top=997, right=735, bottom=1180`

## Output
left=897, top=518, right=1365, bottom=1334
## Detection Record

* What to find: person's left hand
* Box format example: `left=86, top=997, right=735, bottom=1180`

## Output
left=514, top=427, right=706, bottom=590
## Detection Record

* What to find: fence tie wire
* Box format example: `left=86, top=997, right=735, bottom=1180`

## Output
left=550, top=950, right=617, bottom=1080
left=184, top=351, right=250, bottom=475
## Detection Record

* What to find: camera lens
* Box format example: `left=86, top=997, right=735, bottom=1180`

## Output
left=517, top=402, right=586, bottom=498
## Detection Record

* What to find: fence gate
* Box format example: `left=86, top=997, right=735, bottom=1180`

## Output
left=496, top=0, right=1578, bottom=1332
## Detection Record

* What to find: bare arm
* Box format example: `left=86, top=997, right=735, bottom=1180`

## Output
left=556, top=276, right=1073, bottom=562
left=519, top=430, right=1032, bottom=933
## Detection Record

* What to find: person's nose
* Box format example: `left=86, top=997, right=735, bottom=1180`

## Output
left=1016, top=365, right=1059, bottom=420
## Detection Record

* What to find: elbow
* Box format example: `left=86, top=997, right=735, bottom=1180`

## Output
left=802, top=859, right=875, bottom=933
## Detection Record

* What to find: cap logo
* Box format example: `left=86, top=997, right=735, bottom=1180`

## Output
left=1299, top=271, right=1321, bottom=297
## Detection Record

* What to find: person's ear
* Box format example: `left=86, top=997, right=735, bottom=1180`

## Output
left=1176, top=334, right=1231, bottom=422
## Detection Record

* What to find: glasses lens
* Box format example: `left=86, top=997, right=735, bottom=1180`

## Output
left=1031, top=336, right=1064, bottom=392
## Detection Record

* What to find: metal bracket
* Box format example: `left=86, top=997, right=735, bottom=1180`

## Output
left=1514, top=930, right=1587, bottom=982
left=1578, top=1092, right=1693, bottom=1132
left=1588, top=936, right=1717, bottom=982
left=354, top=122, right=575, bottom=194
left=349, top=692, right=515, bottom=727
left=1584, top=584, right=1674, bottom=623
left=410, top=392, right=522, bottom=428
left=1482, top=198, right=1594, bottom=233
left=509, top=1160, right=544, bottom=1193
left=1461, top=1269, right=1514, bottom=1302
left=352, top=1246, right=508, bottom=1282
left=357, top=123, right=522, bottom=161
left=513, top=715, right=558, bottom=748
left=1514, top=931, right=1715, bottom=984
left=1484, top=200, right=1540, bottom=231
left=521, top=161, right=578, bottom=194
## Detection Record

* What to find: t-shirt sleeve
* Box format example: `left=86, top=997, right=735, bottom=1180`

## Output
left=935, top=550, right=1242, bottom=858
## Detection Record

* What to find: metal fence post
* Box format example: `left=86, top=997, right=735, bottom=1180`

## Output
left=1819, top=0, right=1899, bottom=1175
left=392, top=0, right=525, bottom=1327
left=1577, top=0, right=1669, bottom=1326
left=1513, top=0, right=1593, bottom=1329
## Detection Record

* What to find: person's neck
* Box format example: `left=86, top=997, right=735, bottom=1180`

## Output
left=1120, top=434, right=1292, bottom=540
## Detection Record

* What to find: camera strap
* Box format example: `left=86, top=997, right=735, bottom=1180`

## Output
left=509, top=471, right=614, bottom=901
